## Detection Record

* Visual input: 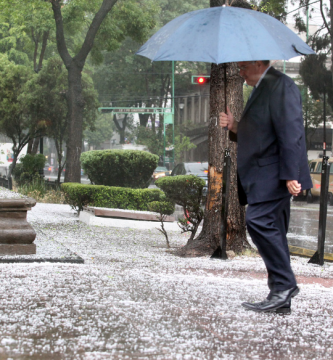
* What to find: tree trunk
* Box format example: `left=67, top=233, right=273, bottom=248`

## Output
left=176, top=63, right=249, bottom=257
left=330, top=0, right=333, bottom=96
left=64, top=64, right=84, bottom=183
left=31, top=137, right=40, bottom=155
left=51, top=0, right=118, bottom=183
left=37, top=31, right=49, bottom=73
left=175, top=0, right=253, bottom=257
left=27, top=138, right=34, bottom=154
left=113, top=114, right=127, bottom=144
left=139, top=113, right=149, bottom=127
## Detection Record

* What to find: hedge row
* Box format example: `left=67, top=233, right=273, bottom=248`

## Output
left=61, top=183, right=165, bottom=212
left=80, top=150, right=159, bottom=188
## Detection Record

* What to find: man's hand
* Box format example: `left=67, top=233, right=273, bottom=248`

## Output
left=286, top=180, right=301, bottom=196
left=219, top=106, right=237, bottom=133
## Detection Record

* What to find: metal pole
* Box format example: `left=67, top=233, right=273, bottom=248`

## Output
left=40, top=137, right=44, bottom=154
left=309, top=90, right=329, bottom=265
left=163, top=120, right=166, bottom=167
left=172, top=61, right=175, bottom=167
left=306, top=6, right=309, bottom=41
left=172, top=61, right=175, bottom=115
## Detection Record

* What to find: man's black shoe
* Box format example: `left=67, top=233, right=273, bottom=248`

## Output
left=241, top=287, right=297, bottom=313
left=242, top=299, right=269, bottom=310
left=291, top=286, right=300, bottom=298
left=267, top=285, right=299, bottom=300
left=242, top=300, right=291, bottom=314
left=275, top=301, right=291, bottom=315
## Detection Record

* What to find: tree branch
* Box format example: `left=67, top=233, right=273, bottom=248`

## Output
left=37, top=30, right=50, bottom=72
left=320, top=0, right=331, bottom=35
left=75, top=0, right=118, bottom=66
left=32, top=28, right=39, bottom=71
left=51, top=0, right=72, bottom=66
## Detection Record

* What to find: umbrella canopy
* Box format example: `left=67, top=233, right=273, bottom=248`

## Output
left=136, top=6, right=315, bottom=64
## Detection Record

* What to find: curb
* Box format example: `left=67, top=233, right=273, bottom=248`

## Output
left=289, top=245, right=333, bottom=262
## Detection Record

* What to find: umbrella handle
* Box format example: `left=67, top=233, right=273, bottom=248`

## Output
left=224, top=64, right=228, bottom=131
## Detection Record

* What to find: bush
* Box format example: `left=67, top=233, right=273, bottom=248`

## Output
left=14, top=179, right=65, bottom=204
left=148, top=200, right=175, bottom=249
left=12, top=154, right=46, bottom=187
left=61, top=182, right=165, bottom=212
left=148, top=200, right=175, bottom=216
left=155, top=175, right=205, bottom=243
left=80, top=150, right=159, bottom=188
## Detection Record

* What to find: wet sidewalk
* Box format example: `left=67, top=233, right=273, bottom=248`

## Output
left=0, top=203, right=332, bottom=359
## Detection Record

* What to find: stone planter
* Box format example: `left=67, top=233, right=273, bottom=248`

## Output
left=0, top=197, right=37, bottom=255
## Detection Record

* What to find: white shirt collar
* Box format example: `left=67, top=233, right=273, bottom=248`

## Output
left=254, top=65, right=271, bottom=88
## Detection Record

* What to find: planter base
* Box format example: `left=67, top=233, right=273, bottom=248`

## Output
left=0, top=243, right=36, bottom=255
left=0, top=197, right=37, bottom=255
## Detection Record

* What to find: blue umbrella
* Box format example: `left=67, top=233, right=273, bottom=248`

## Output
left=136, top=6, right=315, bottom=63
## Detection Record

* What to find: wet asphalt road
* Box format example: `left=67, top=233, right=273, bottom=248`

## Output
left=289, top=199, right=333, bottom=253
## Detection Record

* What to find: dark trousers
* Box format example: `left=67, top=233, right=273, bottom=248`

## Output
left=246, top=195, right=296, bottom=292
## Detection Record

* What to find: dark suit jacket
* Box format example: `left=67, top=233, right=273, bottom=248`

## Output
left=231, top=67, right=312, bottom=206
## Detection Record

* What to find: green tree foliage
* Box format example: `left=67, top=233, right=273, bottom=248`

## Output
left=0, top=0, right=159, bottom=183
left=12, top=153, right=46, bottom=187
left=174, top=135, right=196, bottom=163
left=291, top=0, right=333, bottom=113
left=296, top=73, right=333, bottom=150
left=92, top=1, right=209, bottom=158
left=84, top=113, right=115, bottom=150
left=136, top=126, right=163, bottom=156
left=299, top=54, right=333, bottom=108
left=21, top=57, right=99, bottom=182
left=0, top=55, right=43, bottom=176
left=0, top=0, right=56, bottom=70
left=48, top=0, right=158, bottom=182
left=250, top=0, right=287, bottom=21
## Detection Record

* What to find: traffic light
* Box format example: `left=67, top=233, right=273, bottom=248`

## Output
left=191, top=75, right=210, bottom=84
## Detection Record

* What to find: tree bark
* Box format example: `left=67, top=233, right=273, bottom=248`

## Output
left=113, top=114, right=127, bottom=144
left=27, top=139, right=34, bottom=154
left=65, top=64, right=84, bottom=182
left=37, top=30, right=49, bottom=72
left=139, top=113, right=150, bottom=127
left=31, top=137, right=40, bottom=155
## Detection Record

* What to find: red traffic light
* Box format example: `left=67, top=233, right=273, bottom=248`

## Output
left=192, top=75, right=210, bottom=84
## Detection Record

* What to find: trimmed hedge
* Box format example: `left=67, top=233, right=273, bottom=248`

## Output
left=148, top=201, right=175, bottom=216
left=155, top=175, right=206, bottom=206
left=61, top=182, right=165, bottom=212
left=80, top=150, right=159, bottom=188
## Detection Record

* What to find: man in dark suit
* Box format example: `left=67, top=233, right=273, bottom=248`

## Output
left=219, top=60, right=312, bottom=314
